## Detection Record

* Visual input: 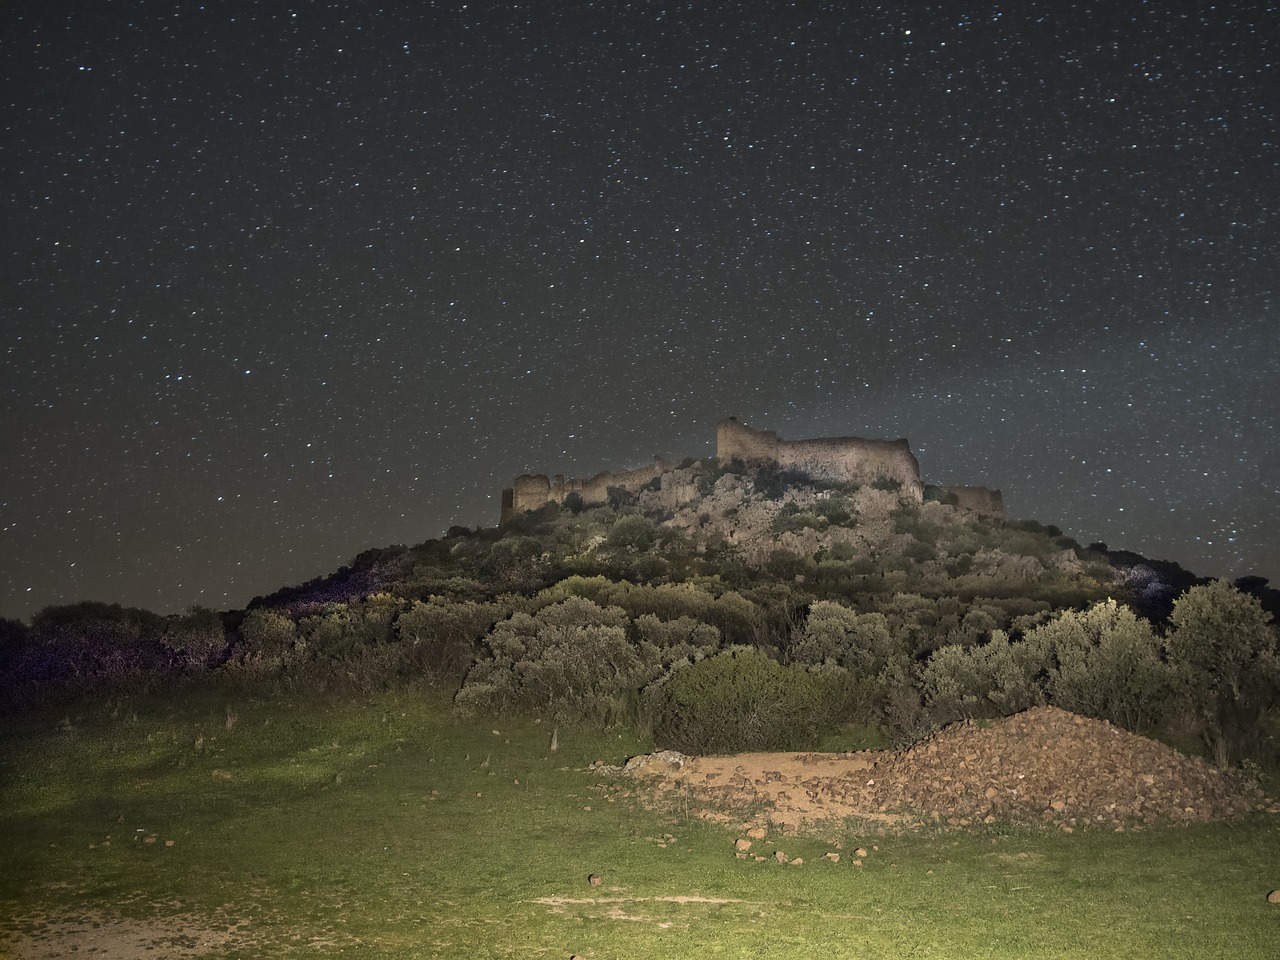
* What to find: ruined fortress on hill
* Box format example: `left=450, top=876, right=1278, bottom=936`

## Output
left=500, top=417, right=1004, bottom=524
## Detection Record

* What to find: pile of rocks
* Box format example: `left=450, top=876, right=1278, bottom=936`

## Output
left=852, top=706, right=1259, bottom=829
left=622, top=706, right=1271, bottom=833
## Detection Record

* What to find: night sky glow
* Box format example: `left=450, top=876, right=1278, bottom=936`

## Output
left=3, top=1, right=1277, bottom=621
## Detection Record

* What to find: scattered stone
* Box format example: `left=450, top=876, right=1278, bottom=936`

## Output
left=734, top=838, right=752, bottom=852
left=824, top=852, right=840, bottom=863
left=789, top=857, right=804, bottom=866
left=855, top=848, right=868, bottom=858
left=773, top=851, right=789, bottom=864
left=164, top=839, right=175, bottom=847
left=746, top=825, right=768, bottom=840
left=588, top=874, right=602, bottom=887
left=1267, top=890, right=1280, bottom=904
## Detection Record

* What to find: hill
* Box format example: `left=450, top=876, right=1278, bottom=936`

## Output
left=4, top=452, right=1276, bottom=774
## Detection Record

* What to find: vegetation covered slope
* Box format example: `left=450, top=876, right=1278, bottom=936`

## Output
left=3, top=457, right=1277, bottom=770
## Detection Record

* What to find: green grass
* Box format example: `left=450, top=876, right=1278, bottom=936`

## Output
left=1, top=687, right=1277, bottom=958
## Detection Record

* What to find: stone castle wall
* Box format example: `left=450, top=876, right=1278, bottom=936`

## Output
left=941, top=485, right=1005, bottom=521
left=716, top=417, right=925, bottom=501
left=500, top=457, right=671, bottom=524
left=499, top=419, right=1003, bottom=523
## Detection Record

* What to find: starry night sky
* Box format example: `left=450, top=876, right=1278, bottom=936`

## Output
left=3, top=1, right=1277, bottom=621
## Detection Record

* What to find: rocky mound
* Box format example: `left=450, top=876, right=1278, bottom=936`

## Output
left=857, top=706, right=1258, bottom=829
left=621, top=707, right=1269, bottom=833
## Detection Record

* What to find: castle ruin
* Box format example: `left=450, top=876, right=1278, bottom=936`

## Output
left=500, top=457, right=672, bottom=525
left=716, top=417, right=924, bottom=500
left=500, top=418, right=1002, bottom=523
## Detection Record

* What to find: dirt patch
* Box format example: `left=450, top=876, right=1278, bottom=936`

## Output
left=532, top=894, right=752, bottom=930
left=623, top=706, right=1271, bottom=834
left=1, top=910, right=249, bottom=959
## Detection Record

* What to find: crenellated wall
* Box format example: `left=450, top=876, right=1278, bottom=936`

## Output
left=716, top=417, right=924, bottom=500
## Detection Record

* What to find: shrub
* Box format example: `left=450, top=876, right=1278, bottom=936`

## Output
left=791, top=602, right=896, bottom=674
left=160, top=607, right=228, bottom=669
left=607, top=514, right=656, bottom=551
left=752, top=464, right=812, bottom=499
left=643, top=647, right=837, bottom=753
left=606, top=485, right=637, bottom=510
left=1165, top=580, right=1279, bottom=766
left=921, top=630, right=1047, bottom=722
left=923, top=485, right=961, bottom=506
left=232, top=608, right=300, bottom=673
left=1035, top=599, right=1171, bottom=732
left=396, top=599, right=500, bottom=682
left=456, top=597, right=657, bottom=723
left=633, top=614, right=721, bottom=667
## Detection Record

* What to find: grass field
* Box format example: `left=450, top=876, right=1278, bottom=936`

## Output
left=1, top=686, right=1277, bottom=959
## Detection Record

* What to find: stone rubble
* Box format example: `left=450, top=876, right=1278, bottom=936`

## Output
left=623, top=706, right=1269, bottom=832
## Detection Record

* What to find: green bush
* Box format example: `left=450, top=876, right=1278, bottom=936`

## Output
left=643, top=647, right=839, bottom=754
left=791, top=602, right=897, bottom=673
left=633, top=614, right=721, bottom=667
left=751, top=464, right=812, bottom=499
left=231, top=608, right=300, bottom=673
left=1166, top=580, right=1279, bottom=766
left=923, top=485, right=961, bottom=506
left=396, top=599, right=500, bottom=682
left=456, top=597, right=657, bottom=723
left=921, top=630, right=1047, bottom=723
left=1035, top=599, right=1171, bottom=732
left=607, top=514, right=656, bottom=551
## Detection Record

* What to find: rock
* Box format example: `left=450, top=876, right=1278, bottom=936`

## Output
left=1267, top=890, right=1280, bottom=904
left=774, top=851, right=789, bottom=864
left=824, top=852, right=840, bottom=863
left=623, top=750, right=687, bottom=776
left=746, top=825, right=768, bottom=840
left=855, top=848, right=868, bottom=858
left=789, top=858, right=804, bottom=866
left=735, top=838, right=752, bottom=852
left=588, top=874, right=602, bottom=887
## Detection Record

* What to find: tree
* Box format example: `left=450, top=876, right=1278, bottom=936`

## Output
left=1165, top=580, right=1279, bottom=766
